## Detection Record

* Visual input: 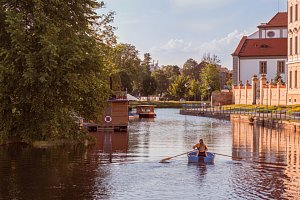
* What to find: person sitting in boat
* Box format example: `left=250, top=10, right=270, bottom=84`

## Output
left=193, top=139, right=208, bottom=157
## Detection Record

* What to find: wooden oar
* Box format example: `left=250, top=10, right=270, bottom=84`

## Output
left=160, top=151, right=192, bottom=163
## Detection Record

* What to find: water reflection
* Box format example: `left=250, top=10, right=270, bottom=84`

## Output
left=232, top=121, right=300, bottom=199
left=1, top=109, right=300, bottom=199
left=0, top=144, right=112, bottom=199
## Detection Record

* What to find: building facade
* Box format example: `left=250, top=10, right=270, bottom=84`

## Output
left=232, top=12, right=288, bottom=86
left=288, top=0, right=300, bottom=104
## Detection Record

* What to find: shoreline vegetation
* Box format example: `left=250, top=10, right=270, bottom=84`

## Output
left=3, top=102, right=300, bottom=146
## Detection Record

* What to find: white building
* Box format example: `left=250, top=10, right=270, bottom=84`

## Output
left=288, top=0, right=300, bottom=104
left=232, top=12, right=288, bottom=85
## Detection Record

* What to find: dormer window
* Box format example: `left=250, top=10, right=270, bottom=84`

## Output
left=260, top=44, right=269, bottom=48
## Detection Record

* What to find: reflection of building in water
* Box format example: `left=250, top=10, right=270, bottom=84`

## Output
left=232, top=121, right=300, bottom=198
left=89, top=131, right=129, bottom=153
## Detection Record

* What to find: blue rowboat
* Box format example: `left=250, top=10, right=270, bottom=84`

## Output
left=187, top=151, right=215, bottom=163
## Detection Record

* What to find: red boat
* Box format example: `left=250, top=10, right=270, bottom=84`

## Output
left=136, top=105, right=156, bottom=118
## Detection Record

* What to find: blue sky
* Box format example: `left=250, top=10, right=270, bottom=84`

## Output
left=103, top=0, right=287, bottom=69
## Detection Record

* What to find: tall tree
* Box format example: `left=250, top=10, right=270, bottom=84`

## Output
left=168, top=75, right=190, bottom=100
left=199, top=63, right=220, bottom=100
left=201, top=53, right=221, bottom=65
left=188, top=79, right=201, bottom=101
left=182, top=58, right=199, bottom=80
left=141, top=75, right=157, bottom=99
left=152, top=69, right=168, bottom=97
left=0, top=1, right=114, bottom=142
left=109, top=43, right=141, bottom=92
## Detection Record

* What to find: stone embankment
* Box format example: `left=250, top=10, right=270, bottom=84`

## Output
left=180, top=107, right=300, bottom=132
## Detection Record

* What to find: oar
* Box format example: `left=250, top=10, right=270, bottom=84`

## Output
left=213, top=152, right=252, bottom=160
left=160, top=151, right=192, bottom=163
left=213, top=152, right=234, bottom=158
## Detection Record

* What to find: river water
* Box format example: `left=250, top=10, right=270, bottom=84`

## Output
left=0, top=108, right=300, bottom=199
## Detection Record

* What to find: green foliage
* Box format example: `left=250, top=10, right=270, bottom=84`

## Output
left=109, top=43, right=141, bottom=92
left=182, top=58, right=201, bottom=80
left=141, top=75, right=157, bottom=97
left=152, top=65, right=180, bottom=97
left=168, top=75, right=189, bottom=100
left=0, top=0, right=113, bottom=142
left=188, top=79, right=201, bottom=100
left=200, top=63, right=220, bottom=100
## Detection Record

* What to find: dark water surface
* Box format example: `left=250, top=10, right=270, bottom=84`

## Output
left=1, top=108, right=300, bottom=199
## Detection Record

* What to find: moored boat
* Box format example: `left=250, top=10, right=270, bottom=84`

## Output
left=136, top=105, right=156, bottom=118
left=187, top=151, right=215, bottom=163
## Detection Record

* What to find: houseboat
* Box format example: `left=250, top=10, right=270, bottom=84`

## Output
left=136, top=105, right=156, bottom=118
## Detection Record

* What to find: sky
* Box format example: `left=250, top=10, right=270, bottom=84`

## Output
left=102, top=0, right=287, bottom=69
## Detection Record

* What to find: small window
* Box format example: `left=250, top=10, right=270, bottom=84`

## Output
left=295, top=71, right=298, bottom=88
left=277, top=61, right=285, bottom=73
left=295, top=99, right=297, bottom=103
left=290, top=6, right=293, bottom=23
left=290, top=71, right=293, bottom=88
left=290, top=37, right=293, bottom=55
left=296, top=36, right=298, bottom=54
left=259, top=61, right=267, bottom=74
left=289, top=99, right=292, bottom=102
left=296, top=4, right=299, bottom=21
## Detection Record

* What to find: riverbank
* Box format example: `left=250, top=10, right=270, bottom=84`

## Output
left=180, top=104, right=300, bottom=132
left=129, top=100, right=209, bottom=108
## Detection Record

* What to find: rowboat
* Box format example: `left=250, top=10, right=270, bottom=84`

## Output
left=187, top=151, right=215, bottom=163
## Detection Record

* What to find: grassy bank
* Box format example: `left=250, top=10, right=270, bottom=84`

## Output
left=129, top=101, right=209, bottom=108
left=222, top=104, right=300, bottom=114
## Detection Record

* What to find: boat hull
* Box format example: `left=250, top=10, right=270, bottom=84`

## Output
left=139, top=113, right=156, bottom=118
left=187, top=151, right=215, bottom=163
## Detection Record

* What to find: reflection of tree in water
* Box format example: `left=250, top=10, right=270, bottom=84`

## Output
left=231, top=121, right=300, bottom=199
left=0, top=144, right=112, bottom=199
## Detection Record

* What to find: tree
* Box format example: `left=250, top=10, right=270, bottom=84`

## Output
left=200, top=63, right=220, bottom=100
left=188, top=79, right=201, bottom=101
left=168, top=75, right=190, bottom=100
left=141, top=75, right=157, bottom=99
left=182, top=58, right=200, bottom=80
left=201, top=53, right=221, bottom=65
left=0, top=1, right=114, bottom=142
left=109, top=43, right=141, bottom=92
left=152, top=69, right=168, bottom=97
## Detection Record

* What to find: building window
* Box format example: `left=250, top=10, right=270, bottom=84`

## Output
left=291, top=6, right=293, bottom=23
left=277, top=61, right=285, bottom=73
left=290, top=37, right=293, bottom=55
left=267, top=31, right=275, bottom=38
left=289, top=98, right=292, bottom=102
left=290, top=71, right=293, bottom=88
left=259, top=61, right=267, bottom=74
left=296, top=36, right=298, bottom=54
left=296, top=4, right=299, bottom=21
left=295, top=99, right=297, bottom=103
left=295, top=71, right=298, bottom=88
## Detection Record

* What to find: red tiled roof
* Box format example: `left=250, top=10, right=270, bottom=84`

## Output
left=257, top=12, right=287, bottom=28
left=232, top=36, right=247, bottom=56
left=234, top=38, right=287, bottom=57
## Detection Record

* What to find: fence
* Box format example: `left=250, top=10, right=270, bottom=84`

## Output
left=181, top=104, right=300, bottom=122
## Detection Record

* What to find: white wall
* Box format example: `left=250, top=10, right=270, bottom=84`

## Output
left=248, top=31, right=259, bottom=39
left=240, top=58, right=287, bottom=84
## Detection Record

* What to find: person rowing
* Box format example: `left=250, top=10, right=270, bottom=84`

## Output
left=193, top=138, right=208, bottom=157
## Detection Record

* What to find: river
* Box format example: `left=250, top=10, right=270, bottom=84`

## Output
left=0, top=108, right=300, bottom=199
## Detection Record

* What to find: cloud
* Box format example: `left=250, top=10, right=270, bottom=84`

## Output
left=150, top=39, right=193, bottom=52
left=149, top=29, right=249, bottom=67
left=171, top=0, right=233, bottom=8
